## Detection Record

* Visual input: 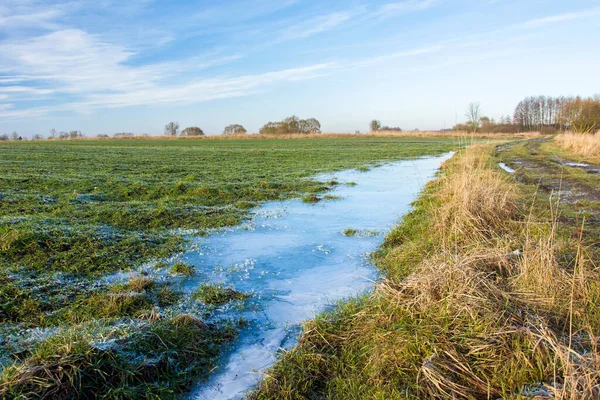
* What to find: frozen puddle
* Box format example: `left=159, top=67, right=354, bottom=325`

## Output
left=498, top=162, right=516, bottom=174
left=185, top=153, right=453, bottom=399
left=565, top=162, right=589, bottom=168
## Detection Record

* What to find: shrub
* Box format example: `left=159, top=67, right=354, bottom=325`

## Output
left=171, top=262, right=195, bottom=276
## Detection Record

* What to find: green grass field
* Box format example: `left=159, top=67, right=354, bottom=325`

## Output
left=0, top=136, right=457, bottom=398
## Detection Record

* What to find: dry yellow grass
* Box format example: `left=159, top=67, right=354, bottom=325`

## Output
left=379, top=147, right=598, bottom=397
left=556, top=132, right=600, bottom=160
left=44, top=130, right=542, bottom=141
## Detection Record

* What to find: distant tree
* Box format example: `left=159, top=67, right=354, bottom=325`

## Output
left=49, top=128, right=57, bottom=139
left=97, top=134, right=110, bottom=138
left=300, top=118, right=321, bottom=133
left=370, top=120, right=382, bottom=132
left=380, top=126, right=402, bottom=132
left=223, top=124, right=247, bottom=135
left=259, top=116, right=321, bottom=134
left=10, top=132, right=21, bottom=141
left=0, top=134, right=9, bottom=141
left=180, top=126, right=204, bottom=136
left=32, top=134, right=44, bottom=140
left=560, top=96, right=600, bottom=134
left=465, top=102, right=482, bottom=132
left=58, top=131, right=69, bottom=139
left=283, top=116, right=300, bottom=132
left=259, top=121, right=283, bottom=135
left=499, top=114, right=512, bottom=125
left=513, top=95, right=569, bottom=131
left=164, top=121, right=180, bottom=136
left=69, top=130, right=82, bottom=139
left=114, top=132, right=134, bottom=138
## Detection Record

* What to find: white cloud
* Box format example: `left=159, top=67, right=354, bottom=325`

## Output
left=0, top=86, right=53, bottom=95
left=282, top=11, right=354, bottom=40
left=521, top=8, right=600, bottom=28
left=75, top=62, right=338, bottom=109
left=0, top=1, right=68, bottom=30
left=0, top=61, right=338, bottom=117
left=353, top=45, right=442, bottom=68
left=372, top=0, right=436, bottom=19
left=0, top=29, right=158, bottom=94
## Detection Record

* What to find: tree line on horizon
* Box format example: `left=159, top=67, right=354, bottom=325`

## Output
left=454, top=95, right=600, bottom=134
left=3, top=96, right=599, bottom=141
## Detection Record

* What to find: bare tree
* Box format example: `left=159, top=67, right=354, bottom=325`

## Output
left=32, top=134, right=44, bottom=140
left=10, top=132, right=20, bottom=141
left=49, top=128, right=57, bottom=139
left=513, top=96, right=569, bottom=130
left=164, top=121, right=180, bottom=136
left=370, top=120, right=381, bottom=132
left=465, top=102, right=482, bottom=132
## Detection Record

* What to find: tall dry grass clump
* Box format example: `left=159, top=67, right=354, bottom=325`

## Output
left=556, top=132, right=600, bottom=159
left=434, top=145, right=518, bottom=245
left=254, top=144, right=600, bottom=400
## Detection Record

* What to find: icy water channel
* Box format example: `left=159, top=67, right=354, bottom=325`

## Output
left=184, top=152, right=453, bottom=399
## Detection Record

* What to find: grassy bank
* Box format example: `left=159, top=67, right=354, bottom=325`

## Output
left=254, top=138, right=600, bottom=399
left=0, top=137, right=458, bottom=397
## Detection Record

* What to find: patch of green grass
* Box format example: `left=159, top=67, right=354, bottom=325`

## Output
left=343, top=228, right=358, bottom=236
left=171, top=262, right=195, bottom=276
left=191, top=283, right=250, bottom=305
left=0, top=221, right=182, bottom=276
left=43, top=278, right=183, bottom=327
left=153, top=261, right=169, bottom=269
left=343, top=228, right=381, bottom=238
left=0, top=272, right=42, bottom=324
left=301, top=194, right=321, bottom=203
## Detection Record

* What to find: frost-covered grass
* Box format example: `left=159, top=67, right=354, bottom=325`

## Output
left=0, top=137, right=457, bottom=396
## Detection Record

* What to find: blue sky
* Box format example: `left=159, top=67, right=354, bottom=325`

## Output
left=0, top=0, right=599, bottom=136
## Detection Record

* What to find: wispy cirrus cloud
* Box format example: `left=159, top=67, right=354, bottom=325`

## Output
left=371, top=0, right=436, bottom=19
left=282, top=11, right=354, bottom=40
left=0, top=62, right=339, bottom=118
left=520, top=7, right=600, bottom=28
